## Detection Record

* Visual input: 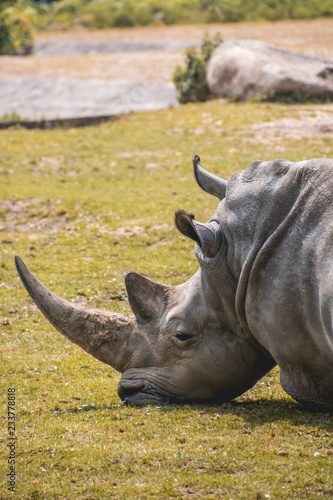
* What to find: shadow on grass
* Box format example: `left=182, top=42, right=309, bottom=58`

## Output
left=219, top=399, right=333, bottom=427
left=60, top=398, right=332, bottom=430
left=167, top=399, right=333, bottom=429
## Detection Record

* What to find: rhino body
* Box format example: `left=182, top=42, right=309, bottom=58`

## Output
left=16, top=156, right=333, bottom=410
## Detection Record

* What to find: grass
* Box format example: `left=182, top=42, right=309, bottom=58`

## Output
left=0, top=100, right=332, bottom=499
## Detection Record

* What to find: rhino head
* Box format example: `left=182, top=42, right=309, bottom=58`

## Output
left=15, top=155, right=275, bottom=405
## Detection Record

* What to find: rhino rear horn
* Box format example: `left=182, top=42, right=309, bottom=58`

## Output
left=175, top=211, right=222, bottom=258
left=193, top=154, right=227, bottom=200
left=125, top=272, right=170, bottom=323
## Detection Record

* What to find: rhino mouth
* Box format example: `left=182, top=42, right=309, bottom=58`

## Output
left=117, top=380, right=168, bottom=406
left=118, top=368, right=190, bottom=405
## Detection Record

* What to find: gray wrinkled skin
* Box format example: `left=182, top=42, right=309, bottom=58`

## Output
left=15, top=157, right=333, bottom=411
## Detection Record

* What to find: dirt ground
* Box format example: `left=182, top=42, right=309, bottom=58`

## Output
left=246, top=107, right=333, bottom=142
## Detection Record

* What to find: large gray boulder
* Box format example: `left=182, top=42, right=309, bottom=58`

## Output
left=206, top=40, right=333, bottom=101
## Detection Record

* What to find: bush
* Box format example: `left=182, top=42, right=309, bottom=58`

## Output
left=260, top=90, right=333, bottom=104
left=5, top=0, right=333, bottom=33
left=173, top=33, right=223, bottom=104
left=79, top=0, right=154, bottom=29
left=0, top=1, right=34, bottom=55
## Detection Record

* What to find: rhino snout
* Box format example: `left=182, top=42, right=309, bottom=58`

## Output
left=117, top=379, right=168, bottom=406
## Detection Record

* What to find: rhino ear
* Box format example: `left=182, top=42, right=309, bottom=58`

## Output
left=125, top=272, right=169, bottom=323
left=193, top=154, right=226, bottom=200
left=175, top=210, right=222, bottom=258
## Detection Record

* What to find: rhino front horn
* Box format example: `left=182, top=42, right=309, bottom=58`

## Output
left=14, top=255, right=135, bottom=372
left=175, top=211, right=222, bottom=258
left=193, top=154, right=227, bottom=200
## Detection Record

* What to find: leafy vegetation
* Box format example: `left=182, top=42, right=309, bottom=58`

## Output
left=1, top=100, right=332, bottom=498
left=0, top=0, right=34, bottom=55
left=173, top=32, right=223, bottom=104
left=2, top=0, right=333, bottom=33
left=0, top=111, right=27, bottom=122
left=260, top=90, right=333, bottom=104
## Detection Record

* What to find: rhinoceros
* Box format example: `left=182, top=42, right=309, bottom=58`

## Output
left=15, top=155, right=333, bottom=411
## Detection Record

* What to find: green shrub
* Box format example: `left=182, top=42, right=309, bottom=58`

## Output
left=0, top=1, right=34, bottom=55
left=6, top=0, right=333, bottom=33
left=173, top=33, right=223, bottom=104
left=0, top=111, right=27, bottom=122
left=78, top=0, right=117, bottom=29
left=260, top=90, right=333, bottom=104
left=80, top=0, right=154, bottom=29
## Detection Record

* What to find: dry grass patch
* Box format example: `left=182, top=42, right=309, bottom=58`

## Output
left=239, top=106, right=333, bottom=145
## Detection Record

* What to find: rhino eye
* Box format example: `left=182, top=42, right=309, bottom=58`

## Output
left=175, top=332, right=193, bottom=342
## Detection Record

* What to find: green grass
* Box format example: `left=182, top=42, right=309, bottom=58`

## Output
left=25, top=0, right=333, bottom=31
left=0, top=101, right=332, bottom=499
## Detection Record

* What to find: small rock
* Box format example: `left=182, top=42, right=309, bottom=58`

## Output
left=275, top=450, right=288, bottom=456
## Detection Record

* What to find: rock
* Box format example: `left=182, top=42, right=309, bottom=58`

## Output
left=206, top=40, right=333, bottom=101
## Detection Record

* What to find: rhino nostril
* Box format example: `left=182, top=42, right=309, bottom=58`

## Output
left=118, top=382, right=145, bottom=402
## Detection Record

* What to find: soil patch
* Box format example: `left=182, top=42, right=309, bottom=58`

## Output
left=245, top=107, right=333, bottom=143
left=0, top=199, right=69, bottom=233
